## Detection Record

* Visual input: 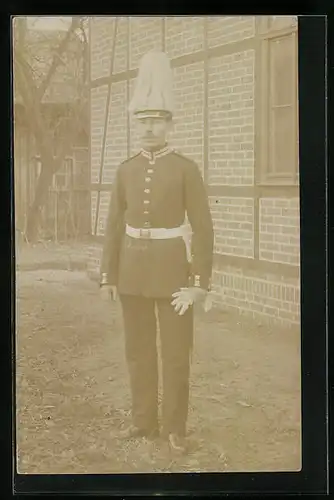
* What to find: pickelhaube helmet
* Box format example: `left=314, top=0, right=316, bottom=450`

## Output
left=128, top=49, right=175, bottom=120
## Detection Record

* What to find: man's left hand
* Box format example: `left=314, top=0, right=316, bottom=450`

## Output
left=171, top=287, right=207, bottom=315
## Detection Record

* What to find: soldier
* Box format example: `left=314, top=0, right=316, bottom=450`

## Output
left=100, top=50, right=214, bottom=453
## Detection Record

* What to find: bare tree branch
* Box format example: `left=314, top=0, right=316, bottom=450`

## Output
left=13, top=54, right=38, bottom=110
left=36, top=16, right=80, bottom=103
left=14, top=15, right=89, bottom=240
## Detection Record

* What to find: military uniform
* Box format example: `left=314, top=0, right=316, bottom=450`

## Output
left=100, top=50, right=214, bottom=441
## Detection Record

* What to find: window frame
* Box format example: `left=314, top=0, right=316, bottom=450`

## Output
left=257, top=16, right=299, bottom=186
left=53, top=156, right=74, bottom=190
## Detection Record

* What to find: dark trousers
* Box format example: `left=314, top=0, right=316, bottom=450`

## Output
left=119, top=294, right=193, bottom=437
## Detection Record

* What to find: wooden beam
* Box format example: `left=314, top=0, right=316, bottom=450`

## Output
left=91, top=182, right=113, bottom=192
left=94, top=17, right=119, bottom=236
left=88, top=17, right=92, bottom=235
left=26, top=130, right=30, bottom=210
left=161, top=17, right=166, bottom=51
left=209, top=183, right=299, bottom=199
left=126, top=17, right=130, bottom=158
left=90, top=37, right=257, bottom=89
left=208, top=185, right=255, bottom=198
left=203, top=17, right=209, bottom=185
left=91, top=183, right=300, bottom=198
left=255, top=185, right=300, bottom=198
left=258, top=24, right=298, bottom=41
left=90, top=68, right=137, bottom=89
left=254, top=16, right=263, bottom=260
left=213, top=253, right=300, bottom=280
left=88, top=232, right=300, bottom=281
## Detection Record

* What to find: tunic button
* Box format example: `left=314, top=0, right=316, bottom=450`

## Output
left=145, top=177, right=151, bottom=182
left=144, top=189, right=150, bottom=194
left=144, top=211, right=149, bottom=214
left=147, top=169, right=154, bottom=174
left=144, top=221, right=151, bottom=228
left=144, top=200, right=150, bottom=204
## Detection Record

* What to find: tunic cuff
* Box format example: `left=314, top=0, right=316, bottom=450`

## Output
left=100, top=273, right=109, bottom=286
left=190, top=274, right=211, bottom=291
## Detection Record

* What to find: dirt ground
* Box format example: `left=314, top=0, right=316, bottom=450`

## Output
left=15, top=244, right=301, bottom=474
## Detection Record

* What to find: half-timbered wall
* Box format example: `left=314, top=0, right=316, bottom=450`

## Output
left=88, top=16, right=300, bottom=325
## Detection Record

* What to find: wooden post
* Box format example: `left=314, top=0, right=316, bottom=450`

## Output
left=203, top=17, right=209, bottom=185
left=55, top=189, right=58, bottom=243
left=94, top=17, right=119, bottom=236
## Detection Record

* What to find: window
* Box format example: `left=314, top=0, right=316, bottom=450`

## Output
left=53, top=157, right=74, bottom=189
left=268, top=15, right=297, bottom=31
left=258, top=16, right=299, bottom=184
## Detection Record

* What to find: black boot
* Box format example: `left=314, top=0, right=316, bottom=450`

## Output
left=168, top=433, right=187, bottom=453
left=119, top=424, right=159, bottom=440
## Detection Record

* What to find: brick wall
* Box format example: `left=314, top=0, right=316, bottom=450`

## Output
left=128, top=77, right=141, bottom=156
left=88, top=16, right=300, bottom=326
left=209, top=196, right=254, bottom=258
left=259, top=198, right=300, bottom=266
left=169, top=62, right=205, bottom=174
left=210, top=266, right=300, bottom=324
left=129, top=17, right=162, bottom=69
left=91, top=191, right=111, bottom=235
left=91, top=85, right=108, bottom=183
left=90, top=17, right=128, bottom=79
left=90, top=80, right=127, bottom=235
left=208, top=50, right=255, bottom=186
left=104, top=80, right=128, bottom=179
left=165, top=17, right=204, bottom=57
left=90, top=18, right=113, bottom=81
left=207, top=16, right=255, bottom=47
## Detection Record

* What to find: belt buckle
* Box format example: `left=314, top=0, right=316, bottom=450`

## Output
left=139, top=228, right=151, bottom=239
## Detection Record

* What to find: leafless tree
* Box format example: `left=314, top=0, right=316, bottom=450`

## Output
left=13, top=16, right=89, bottom=242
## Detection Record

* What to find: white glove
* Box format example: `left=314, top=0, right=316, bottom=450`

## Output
left=171, top=287, right=208, bottom=315
left=100, top=285, right=117, bottom=301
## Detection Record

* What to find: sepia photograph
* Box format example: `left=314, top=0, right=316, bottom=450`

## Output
left=14, top=15, right=302, bottom=475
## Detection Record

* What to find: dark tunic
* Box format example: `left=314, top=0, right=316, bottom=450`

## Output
left=100, top=146, right=214, bottom=298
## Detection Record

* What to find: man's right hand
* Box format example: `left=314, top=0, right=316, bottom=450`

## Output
left=100, top=285, right=117, bottom=301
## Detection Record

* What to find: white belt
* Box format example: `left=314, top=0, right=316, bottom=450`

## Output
left=125, top=223, right=192, bottom=262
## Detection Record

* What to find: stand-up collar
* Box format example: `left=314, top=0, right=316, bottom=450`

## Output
left=140, top=144, right=173, bottom=164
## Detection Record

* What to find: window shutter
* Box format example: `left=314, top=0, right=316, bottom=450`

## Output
left=259, top=19, right=298, bottom=184
left=268, top=34, right=296, bottom=177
